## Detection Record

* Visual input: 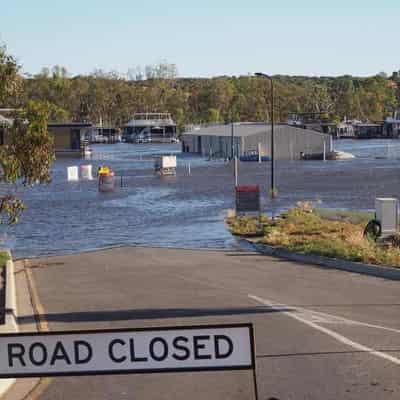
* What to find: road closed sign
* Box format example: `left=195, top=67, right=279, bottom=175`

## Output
left=0, top=324, right=255, bottom=378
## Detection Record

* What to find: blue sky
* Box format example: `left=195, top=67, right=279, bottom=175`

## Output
left=1, top=0, right=399, bottom=77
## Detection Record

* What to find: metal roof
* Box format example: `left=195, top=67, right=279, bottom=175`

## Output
left=385, top=118, right=400, bottom=124
left=125, top=115, right=176, bottom=127
left=48, top=122, right=92, bottom=128
left=354, top=123, right=382, bottom=127
left=183, top=123, right=269, bottom=137
left=182, top=123, right=328, bottom=138
left=0, top=115, right=13, bottom=127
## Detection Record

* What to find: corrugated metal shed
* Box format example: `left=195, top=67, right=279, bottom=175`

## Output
left=182, top=123, right=332, bottom=160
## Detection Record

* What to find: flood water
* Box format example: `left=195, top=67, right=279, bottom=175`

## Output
left=2, top=139, right=400, bottom=258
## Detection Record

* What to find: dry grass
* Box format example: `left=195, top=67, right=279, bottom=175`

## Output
left=226, top=205, right=400, bottom=268
left=0, top=252, right=9, bottom=268
left=226, top=215, right=271, bottom=237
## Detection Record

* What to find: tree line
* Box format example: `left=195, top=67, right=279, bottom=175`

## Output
left=2, top=50, right=400, bottom=133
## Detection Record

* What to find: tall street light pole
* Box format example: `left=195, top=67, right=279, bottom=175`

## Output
left=255, top=72, right=276, bottom=199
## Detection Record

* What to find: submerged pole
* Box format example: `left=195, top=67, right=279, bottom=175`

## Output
left=234, top=156, right=238, bottom=187
left=231, top=123, right=234, bottom=160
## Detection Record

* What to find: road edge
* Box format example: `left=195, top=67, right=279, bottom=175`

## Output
left=246, top=240, right=400, bottom=280
left=0, top=250, right=18, bottom=397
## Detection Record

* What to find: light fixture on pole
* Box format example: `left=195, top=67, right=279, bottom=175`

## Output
left=255, top=72, right=276, bottom=199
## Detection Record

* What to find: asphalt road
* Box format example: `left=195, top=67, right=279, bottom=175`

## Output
left=15, top=246, right=400, bottom=400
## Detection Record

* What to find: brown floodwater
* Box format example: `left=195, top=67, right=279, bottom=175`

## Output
left=2, top=139, right=400, bottom=258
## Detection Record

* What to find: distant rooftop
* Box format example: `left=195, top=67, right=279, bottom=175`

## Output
left=385, top=117, right=400, bottom=123
left=125, top=112, right=176, bottom=127
left=48, top=122, right=92, bottom=128
left=183, top=122, right=328, bottom=138
left=354, top=123, right=382, bottom=127
left=288, top=111, right=330, bottom=115
left=0, top=115, right=13, bottom=126
left=133, top=113, right=172, bottom=119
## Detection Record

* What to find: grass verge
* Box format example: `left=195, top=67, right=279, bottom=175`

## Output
left=0, top=252, right=9, bottom=268
left=226, top=205, right=400, bottom=268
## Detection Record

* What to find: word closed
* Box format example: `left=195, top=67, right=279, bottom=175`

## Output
left=0, top=324, right=254, bottom=378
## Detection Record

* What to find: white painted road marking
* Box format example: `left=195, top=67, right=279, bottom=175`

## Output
left=248, top=294, right=400, bottom=366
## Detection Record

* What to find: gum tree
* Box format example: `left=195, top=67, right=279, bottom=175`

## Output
left=0, top=46, right=54, bottom=224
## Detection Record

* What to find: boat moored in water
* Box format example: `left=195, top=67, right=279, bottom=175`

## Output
left=301, top=151, right=355, bottom=160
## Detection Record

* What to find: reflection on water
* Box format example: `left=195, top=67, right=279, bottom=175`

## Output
left=2, top=140, right=400, bottom=258
left=335, top=139, right=400, bottom=159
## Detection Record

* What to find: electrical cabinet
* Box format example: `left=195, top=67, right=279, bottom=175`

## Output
left=375, top=198, right=398, bottom=237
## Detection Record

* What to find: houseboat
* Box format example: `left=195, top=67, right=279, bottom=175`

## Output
left=123, top=113, right=177, bottom=143
left=383, top=117, right=400, bottom=138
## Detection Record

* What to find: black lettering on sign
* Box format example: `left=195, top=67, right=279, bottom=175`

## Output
left=129, top=338, right=148, bottom=362
left=50, top=341, right=72, bottom=366
left=214, top=335, right=234, bottom=359
left=172, top=336, right=190, bottom=361
left=149, top=337, right=168, bottom=361
left=108, top=339, right=126, bottom=363
left=29, top=343, right=48, bottom=366
left=8, top=343, right=26, bottom=367
left=193, top=335, right=212, bottom=360
left=74, top=340, right=93, bottom=364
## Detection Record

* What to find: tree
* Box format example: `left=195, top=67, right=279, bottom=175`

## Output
left=207, top=108, right=222, bottom=123
left=0, top=46, right=54, bottom=224
left=145, top=62, right=178, bottom=80
left=0, top=45, right=22, bottom=107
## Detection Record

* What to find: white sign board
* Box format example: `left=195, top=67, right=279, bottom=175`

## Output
left=0, top=324, right=254, bottom=378
left=160, top=155, right=177, bottom=169
left=67, top=166, right=79, bottom=182
left=80, top=165, right=93, bottom=181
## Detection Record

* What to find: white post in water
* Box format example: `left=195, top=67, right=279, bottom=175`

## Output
left=258, top=143, right=262, bottom=163
left=234, top=156, right=238, bottom=187
left=323, top=142, right=326, bottom=161
left=188, top=163, right=191, bottom=175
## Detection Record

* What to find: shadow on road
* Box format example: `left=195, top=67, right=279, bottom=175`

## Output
left=16, top=306, right=290, bottom=325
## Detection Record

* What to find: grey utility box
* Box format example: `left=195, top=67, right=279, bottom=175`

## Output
left=375, top=198, right=399, bottom=237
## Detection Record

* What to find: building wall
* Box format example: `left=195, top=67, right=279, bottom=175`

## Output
left=2, top=126, right=76, bottom=150
left=182, top=135, right=242, bottom=157
left=182, top=125, right=331, bottom=160
left=1, top=126, right=75, bottom=149
left=0, top=127, right=10, bottom=146
left=244, top=126, right=331, bottom=160
left=1, top=126, right=86, bottom=158
left=48, top=127, right=73, bottom=150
